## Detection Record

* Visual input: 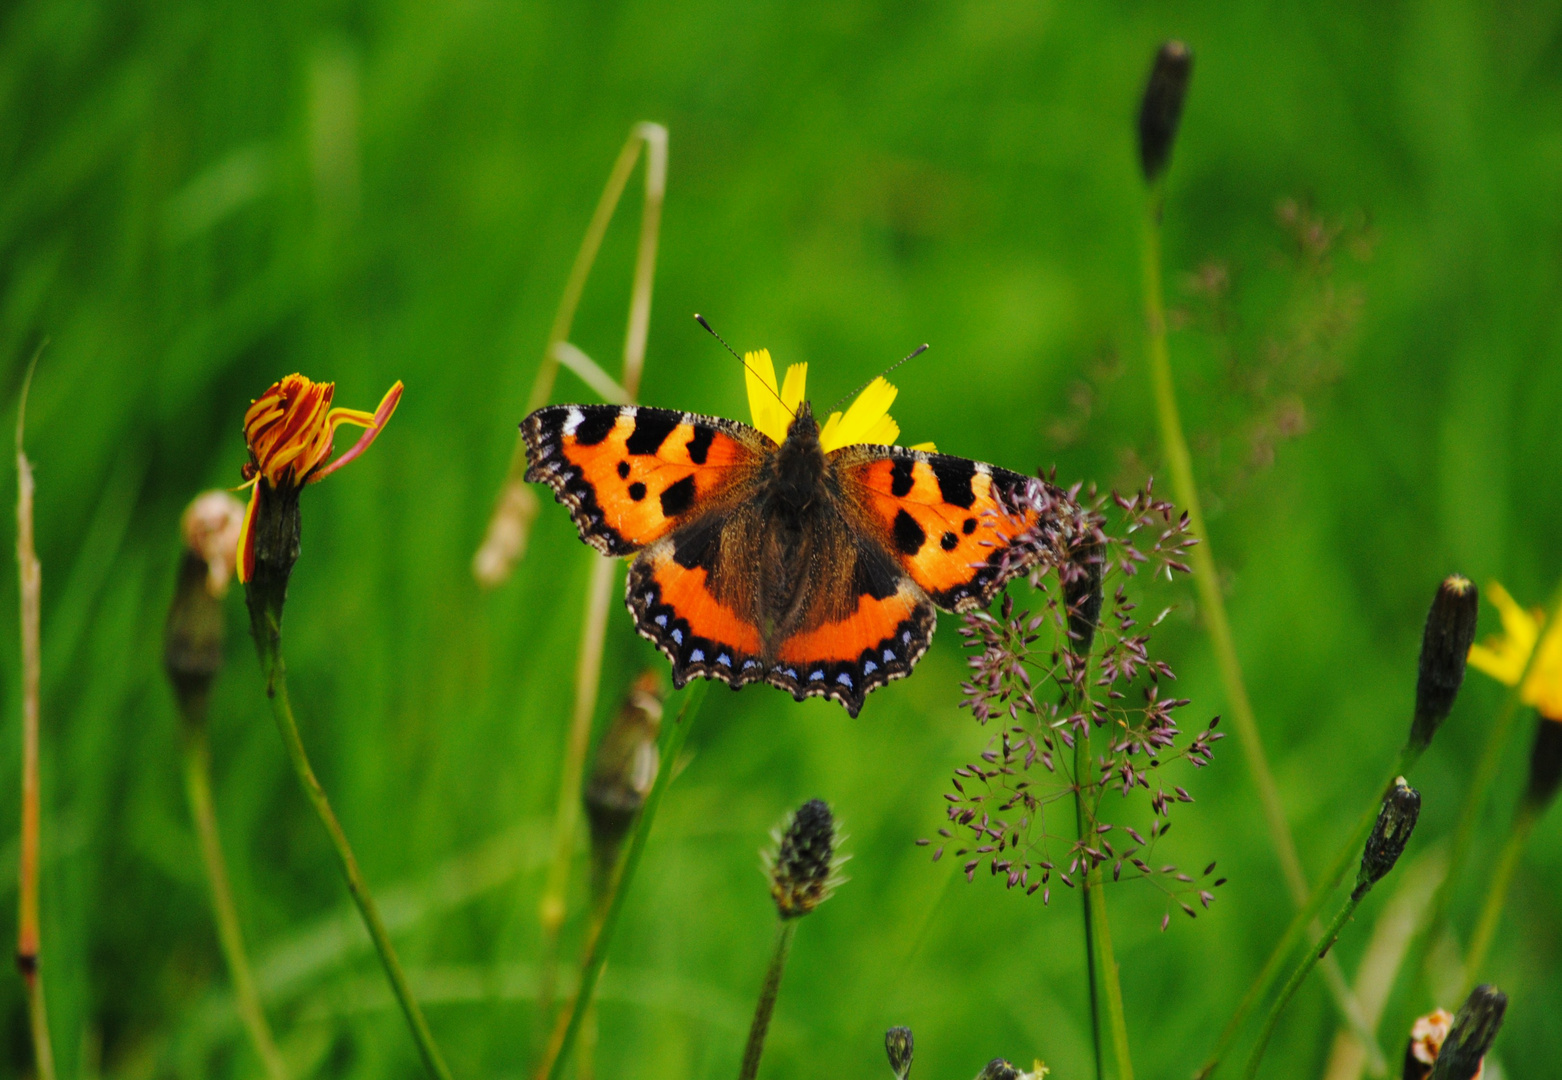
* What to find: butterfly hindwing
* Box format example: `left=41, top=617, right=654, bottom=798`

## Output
left=523, top=404, right=767, bottom=556
left=625, top=502, right=936, bottom=716
left=834, top=443, right=1047, bottom=611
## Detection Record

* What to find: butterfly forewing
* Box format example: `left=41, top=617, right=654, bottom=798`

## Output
left=833, top=443, right=1048, bottom=610
left=523, top=404, right=767, bottom=556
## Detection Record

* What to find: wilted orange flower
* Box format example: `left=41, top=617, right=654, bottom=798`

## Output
left=236, top=373, right=402, bottom=584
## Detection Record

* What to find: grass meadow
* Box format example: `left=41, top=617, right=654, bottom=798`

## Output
left=2, top=2, right=1561, bottom=1078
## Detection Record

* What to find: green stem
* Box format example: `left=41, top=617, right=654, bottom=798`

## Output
left=537, top=680, right=708, bottom=1080
left=1196, top=748, right=1415, bottom=1078
left=537, top=554, right=618, bottom=1016
left=738, top=919, right=798, bottom=1080
left=261, top=642, right=454, bottom=1080
left=1073, top=728, right=1104, bottom=1080
left=1089, top=876, right=1134, bottom=1080
left=181, top=724, right=289, bottom=1080
left=1458, top=800, right=1539, bottom=996
left=1141, top=204, right=1309, bottom=909
left=1243, top=894, right=1362, bottom=1080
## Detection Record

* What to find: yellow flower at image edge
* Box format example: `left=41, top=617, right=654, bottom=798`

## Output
left=1467, top=581, right=1562, bottom=721
left=742, top=348, right=936, bottom=453
left=236, top=373, right=403, bottom=585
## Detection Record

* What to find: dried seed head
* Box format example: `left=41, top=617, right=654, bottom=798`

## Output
left=1524, top=715, right=1562, bottom=810
left=975, top=1060, right=1021, bottom=1080
left=1404, top=1009, right=1457, bottom=1080
left=1138, top=41, right=1194, bottom=183
left=766, top=799, right=842, bottom=918
left=584, top=671, right=665, bottom=893
left=1427, top=985, right=1505, bottom=1080
left=181, top=491, right=246, bottom=598
left=1355, top=777, right=1420, bottom=900
left=1410, top=575, right=1479, bottom=750
left=885, top=1026, right=914, bottom=1079
left=165, top=491, right=246, bottom=721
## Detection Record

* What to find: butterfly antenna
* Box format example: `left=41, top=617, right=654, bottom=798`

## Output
left=827, top=343, right=929, bottom=416
left=694, top=313, right=792, bottom=414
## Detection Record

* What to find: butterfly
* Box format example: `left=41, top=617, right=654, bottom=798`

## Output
left=522, top=348, right=1068, bottom=715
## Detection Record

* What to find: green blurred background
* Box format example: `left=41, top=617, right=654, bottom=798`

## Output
left=3, top=0, right=1561, bottom=1077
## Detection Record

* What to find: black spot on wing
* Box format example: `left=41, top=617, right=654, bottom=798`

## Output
left=629, top=482, right=647, bottom=501
left=852, top=539, right=901, bottom=600
left=893, top=509, right=926, bottom=555
left=931, top=458, right=977, bottom=509
left=962, top=517, right=977, bottom=534
left=625, top=412, right=680, bottom=455
left=686, top=425, right=715, bottom=465
left=890, top=457, right=915, bottom=497
left=617, top=461, right=630, bottom=479
left=574, top=409, right=618, bottom=446
left=940, top=531, right=958, bottom=551
left=660, top=475, right=696, bottom=518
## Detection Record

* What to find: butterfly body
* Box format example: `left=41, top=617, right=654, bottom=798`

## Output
left=523, top=399, right=1060, bottom=715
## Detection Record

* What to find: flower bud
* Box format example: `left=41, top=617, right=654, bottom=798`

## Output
left=584, top=671, right=664, bottom=894
left=1063, top=538, right=1104, bottom=657
left=975, top=1060, right=1021, bottom=1080
left=1355, top=777, right=1420, bottom=900
left=885, top=1026, right=914, bottom=1079
left=766, top=799, right=841, bottom=919
left=165, top=492, right=246, bottom=722
left=1524, top=716, right=1562, bottom=810
left=1427, top=985, right=1505, bottom=1080
left=1410, top=576, right=1479, bottom=751
left=1138, top=41, right=1194, bottom=183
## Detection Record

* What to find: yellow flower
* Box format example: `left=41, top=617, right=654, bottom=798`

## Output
left=742, top=348, right=936, bottom=453
left=236, top=373, right=402, bottom=584
left=1467, top=581, right=1562, bottom=721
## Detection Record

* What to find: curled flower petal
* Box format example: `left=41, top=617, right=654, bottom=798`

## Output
left=236, top=374, right=404, bottom=585
left=310, top=381, right=404, bottom=483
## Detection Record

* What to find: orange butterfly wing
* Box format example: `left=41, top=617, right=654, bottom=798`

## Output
left=834, top=444, right=1051, bottom=611
left=523, top=404, right=766, bottom=555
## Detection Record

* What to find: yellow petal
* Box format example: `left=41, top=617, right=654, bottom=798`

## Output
left=1523, top=618, right=1562, bottom=719
left=820, top=376, right=899, bottom=453
left=780, top=363, right=808, bottom=417
left=819, top=410, right=844, bottom=449
left=1468, top=581, right=1540, bottom=687
left=744, top=349, right=789, bottom=443
left=909, top=441, right=937, bottom=452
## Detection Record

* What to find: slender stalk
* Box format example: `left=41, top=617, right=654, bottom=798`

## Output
left=15, top=352, right=56, bottom=1080
left=531, top=122, right=667, bottom=1012
left=1088, top=875, right=1133, bottom=1080
left=1073, top=723, right=1103, bottom=1080
left=536, top=554, right=618, bottom=1012
left=536, top=681, right=707, bottom=1080
left=1146, top=202, right=1380, bottom=1070
left=474, top=122, right=667, bottom=586
left=1141, top=205, right=1308, bottom=907
left=181, top=724, right=289, bottom=1080
left=1457, top=801, right=1539, bottom=996
left=737, top=920, right=797, bottom=1080
left=1243, top=895, right=1362, bottom=1080
left=260, top=642, right=454, bottom=1080
left=1196, top=749, right=1414, bottom=1078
